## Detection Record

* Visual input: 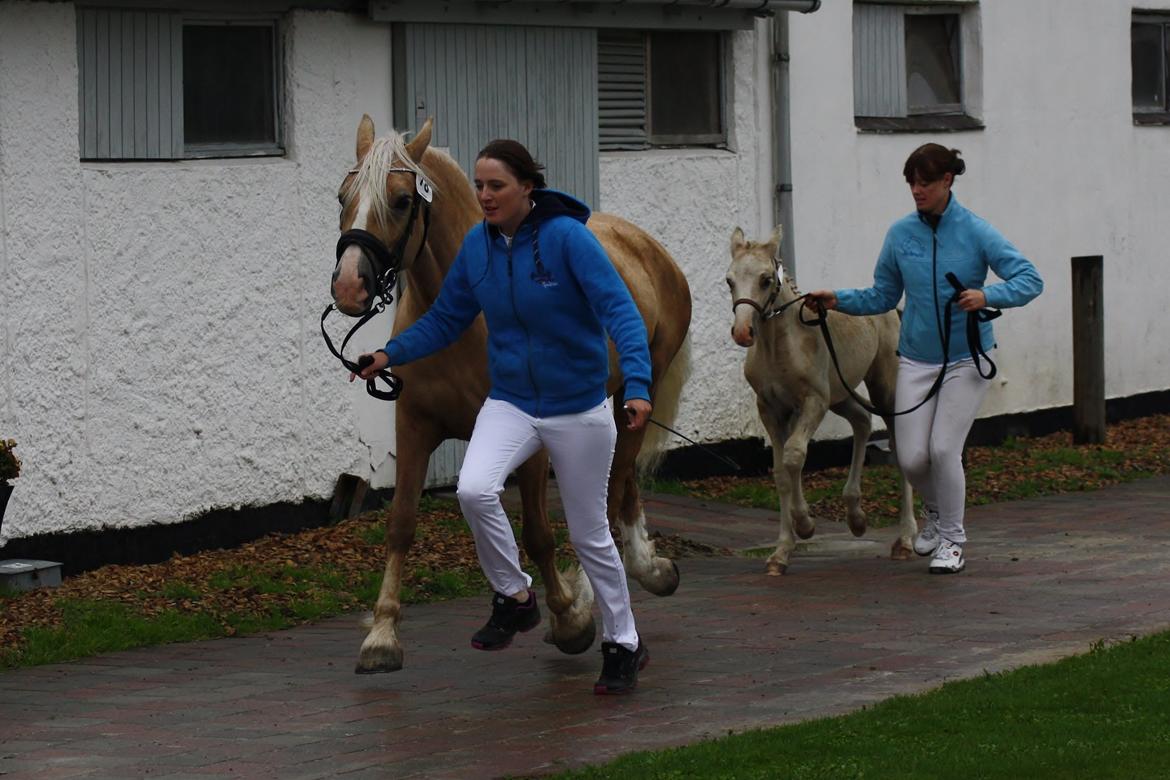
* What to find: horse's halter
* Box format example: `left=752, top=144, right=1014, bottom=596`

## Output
left=731, top=253, right=807, bottom=321
left=320, top=165, right=434, bottom=401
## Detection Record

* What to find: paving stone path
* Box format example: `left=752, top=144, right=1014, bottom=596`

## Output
left=2, top=477, right=1169, bottom=779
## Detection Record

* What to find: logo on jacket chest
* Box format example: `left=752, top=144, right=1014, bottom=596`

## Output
left=531, top=263, right=558, bottom=288
left=900, top=236, right=927, bottom=260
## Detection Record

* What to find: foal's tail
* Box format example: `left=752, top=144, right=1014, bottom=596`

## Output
left=637, top=335, right=691, bottom=477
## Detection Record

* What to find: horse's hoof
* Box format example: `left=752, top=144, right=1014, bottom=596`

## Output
left=354, top=656, right=403, bottom=674
left=551, top=616, right=596, bottom=655
left=766, top=560, right=788, bottom=576
left=847, top=510, right=868, bottom=537
left=355, top=644, right=404, bottom=674
left=654, top=559, right=681, bottom=597
left=890, top=538, right=914, bottom=561
left=636, top=558, right=680, bottom=597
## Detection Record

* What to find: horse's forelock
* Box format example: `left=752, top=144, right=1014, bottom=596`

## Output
left=736, top=239, right=797, bottom=293
left=343, top=133, right=437, bottom=225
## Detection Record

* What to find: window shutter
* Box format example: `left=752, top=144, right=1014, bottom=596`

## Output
left=853, top=3, right=907, bottom=118
left=598, top=30, right=647, bottom=151
left=77, top=8, right=183, bottom=160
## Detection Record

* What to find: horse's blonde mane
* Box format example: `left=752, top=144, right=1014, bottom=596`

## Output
left=343, top=132, right=438, bottom=221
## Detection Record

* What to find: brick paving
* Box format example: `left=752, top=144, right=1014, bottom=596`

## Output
left=2, top=477, right=1170, bottom=779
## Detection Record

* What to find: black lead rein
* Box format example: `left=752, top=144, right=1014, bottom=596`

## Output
left=320, top=303, right=403, bottom=401
left=320, top=172, right=433, bottom=402
left=796, top=272, right=1000, bottom=419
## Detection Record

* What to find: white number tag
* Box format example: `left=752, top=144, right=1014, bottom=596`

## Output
left=416, top=176, right=434, bottom=203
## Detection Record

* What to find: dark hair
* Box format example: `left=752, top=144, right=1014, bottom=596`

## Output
left=903, top=143, right=966, bottom=184
left=476, top=139, right=547, bottom=189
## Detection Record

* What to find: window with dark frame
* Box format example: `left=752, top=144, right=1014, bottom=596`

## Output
left=906, top=13, right=962, bottom=114
left=1133, top=15, right=1170, bottom=123
left=598, top=29, right=724, bottom=151
left=853, top=2, right=982, bottom=132
left=183, top=23, right=279, bottom=152
left=77, top=8, right=283, bottom=161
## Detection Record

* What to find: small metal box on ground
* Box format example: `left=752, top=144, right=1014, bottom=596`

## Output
left=0, top=559, right=63, bottom=591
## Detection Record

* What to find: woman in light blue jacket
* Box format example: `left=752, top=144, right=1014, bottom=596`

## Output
left=806, top=144, right=1043, bottom=574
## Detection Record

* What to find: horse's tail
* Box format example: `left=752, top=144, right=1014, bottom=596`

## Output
left=637, top=334, right=691, bottom=477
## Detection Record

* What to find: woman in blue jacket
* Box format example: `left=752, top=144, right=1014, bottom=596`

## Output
left=356, top=140, right=651, bottom=693
left=806, top=144, right=1043, bottom=575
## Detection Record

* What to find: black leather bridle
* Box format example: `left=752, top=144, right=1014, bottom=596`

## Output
left=320, top=167, right=433, bottom=401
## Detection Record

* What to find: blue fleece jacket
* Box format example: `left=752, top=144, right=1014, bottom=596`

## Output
left=834, top=195, right=1043, bottom=364
left=382, top=189, right=652, bottom=418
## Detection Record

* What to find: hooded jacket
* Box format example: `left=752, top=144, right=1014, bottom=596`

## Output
left=382, top=189, right=652, bottom=418
left=834, top=194, right=1043, bottom=365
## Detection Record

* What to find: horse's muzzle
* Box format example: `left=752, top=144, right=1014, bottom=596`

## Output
left=331, top=250, right=376, bottom=317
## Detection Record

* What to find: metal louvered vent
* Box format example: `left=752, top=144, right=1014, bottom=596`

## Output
left=598, top=30, right=648, bottom=151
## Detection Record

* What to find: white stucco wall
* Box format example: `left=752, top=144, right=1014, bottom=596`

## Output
left=0, top=3, right=395, bottom=541
left=4, top=0, right=1167, bottom=542
left=788, top=0, right=1170, bottom=419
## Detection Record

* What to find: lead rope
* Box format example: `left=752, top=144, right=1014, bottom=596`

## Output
left=629, top=411, right=742, bottom=472
left=797, top=280, right=998, bottom=418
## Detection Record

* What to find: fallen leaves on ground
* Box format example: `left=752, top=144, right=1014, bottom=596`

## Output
left=2, top=414, right=1167, bottom=661
left=0, top=498, right=723, bottom=658
left=679, top=414, right=1170, bottom=527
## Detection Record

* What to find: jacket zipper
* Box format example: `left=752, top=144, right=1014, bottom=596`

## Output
left=506, top=236, right=542, bottom=415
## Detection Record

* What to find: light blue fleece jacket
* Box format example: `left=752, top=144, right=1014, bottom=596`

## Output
left=382, top=189, right=652, bottom=418
left=834, top=195, right=1043, bottom=364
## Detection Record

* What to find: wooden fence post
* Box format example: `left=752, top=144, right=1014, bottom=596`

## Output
left=1071, top=255, right=1105, bottom=444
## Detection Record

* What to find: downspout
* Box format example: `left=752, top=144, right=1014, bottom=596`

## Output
left=771, top=11, right=797, bottom=279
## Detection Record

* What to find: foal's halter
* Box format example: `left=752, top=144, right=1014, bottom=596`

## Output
left=320, top=166, right=434, bottom=401
left=731, top=257, right=807, bottom=321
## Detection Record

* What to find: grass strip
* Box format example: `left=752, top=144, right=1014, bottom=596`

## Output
left=556, top=632, right=1170, bottom=780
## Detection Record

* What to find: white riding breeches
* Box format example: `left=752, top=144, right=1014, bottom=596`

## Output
left=893, top=354, right=993, bottom=544
left=455, top=398, right=638, bottom=650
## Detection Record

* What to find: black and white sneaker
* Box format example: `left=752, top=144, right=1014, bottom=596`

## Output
left=470, top=590, right=541, bottom=651
left=593, top=639, right=649, bottom=695
left=928, top=539, right=965, bottom=574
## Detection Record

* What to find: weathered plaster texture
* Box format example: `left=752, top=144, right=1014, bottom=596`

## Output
left=3, top=1, right=1167, bottom=540
left=600, top=30, right=773, bottom=447
left=0, top=5, right=395, bottom=540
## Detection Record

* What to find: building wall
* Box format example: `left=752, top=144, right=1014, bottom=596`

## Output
left=3, top=0, right=1167, bottom=542
left=0, top=3, right=395, bottom=540
left=787, top=0, right=1170, bottom=420
left=600, top=25, right=776, bottom=446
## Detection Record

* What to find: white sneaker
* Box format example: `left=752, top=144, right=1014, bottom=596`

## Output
left=913, top=508, right=941, bottom=556
left=929, top=539, right=965, bottom=574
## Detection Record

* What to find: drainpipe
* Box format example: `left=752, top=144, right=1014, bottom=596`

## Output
left=771, top=11, right=797, bottom=278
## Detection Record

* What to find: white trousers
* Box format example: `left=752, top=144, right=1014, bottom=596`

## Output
left=455, top=398, right=638, bottom=650
left=893, top=355, right=993, bottom=544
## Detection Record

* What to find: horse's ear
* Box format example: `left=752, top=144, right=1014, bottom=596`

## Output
left=730, top=226, right=746, bottom=255
left=356, top=114, right=375, bottom=162
left=406, top=117, right=434, bottom=163
left=769, top=225, right=784, bottom=260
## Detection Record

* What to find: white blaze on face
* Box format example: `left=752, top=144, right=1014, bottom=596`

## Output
left=334, top=197, right=373, bottom=314
left=728, top=249, right=780, bottom=347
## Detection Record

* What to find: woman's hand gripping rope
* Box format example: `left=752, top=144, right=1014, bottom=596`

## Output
left=351, top=351, right=390, bottom=383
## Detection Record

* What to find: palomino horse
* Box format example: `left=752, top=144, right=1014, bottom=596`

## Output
left=331, top=116, right=692, bottom=673
left=726, top=227, right=916, bottom=575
